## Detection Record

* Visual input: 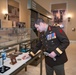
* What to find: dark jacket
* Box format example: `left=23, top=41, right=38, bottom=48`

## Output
left=30, top=25, right=70, bottom=67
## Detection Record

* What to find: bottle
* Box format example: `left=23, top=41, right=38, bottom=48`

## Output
left=1, top=50, right=6, bottom=60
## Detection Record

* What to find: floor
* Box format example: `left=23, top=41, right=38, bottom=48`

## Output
left=17, top=42, right=76, bottom=75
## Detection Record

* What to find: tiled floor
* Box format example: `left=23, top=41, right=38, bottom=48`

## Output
left=17, top=42, right=76, bottom=75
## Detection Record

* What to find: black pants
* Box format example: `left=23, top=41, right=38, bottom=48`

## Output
left=45, top=64, right=65, bottom=75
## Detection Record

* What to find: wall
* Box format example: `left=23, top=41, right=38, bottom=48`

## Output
left=34, top=0, right=51, bottom=13
left=19, top=0, right=51, bottom=28
left=0, top=0, right=7, bottom=20
left=19, top=0, right=31, bottom=28
left=8, top=0, right=19, bottom=7
left=8, top=0, right=31, bottom=28
left=0, top=0, right=31, bottom=28
left=0, top=0, right=52, bottom=28
left=50, top=0, right=76, bottom=40
left=67, top=0, right=76, bottom=40
left=0, top=0, right=76, bottom=40
left=0, top=0, right=12, bottom=28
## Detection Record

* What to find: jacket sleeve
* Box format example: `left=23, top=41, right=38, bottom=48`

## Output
left=54, top=27, right=70, bottom=56
left=29, top=37, right=42, bottom=57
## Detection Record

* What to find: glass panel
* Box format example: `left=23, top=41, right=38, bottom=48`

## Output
left=0, top=28, right=38, bottom=48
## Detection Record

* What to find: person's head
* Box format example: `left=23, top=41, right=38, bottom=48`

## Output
left=34, top=18, right=48, bottom=32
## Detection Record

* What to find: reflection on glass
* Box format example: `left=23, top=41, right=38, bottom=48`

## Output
left=0, top=28, right=38, bottom=48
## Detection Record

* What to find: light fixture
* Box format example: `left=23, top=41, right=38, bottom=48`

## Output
left=68, top=17, right=70, bottom=22
left=2, top=10, right=8, bottom=20
left=4, top=14, right=8, bottom=20
left=67, top=14, right=72, bottom=22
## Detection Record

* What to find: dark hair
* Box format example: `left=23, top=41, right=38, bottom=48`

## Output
left=35, top=18, right=45, bottom=25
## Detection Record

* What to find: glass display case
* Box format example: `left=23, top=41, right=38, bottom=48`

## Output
left=0, top=27, right=38, bottom=73
left=0, top=28, right=38, bottom=49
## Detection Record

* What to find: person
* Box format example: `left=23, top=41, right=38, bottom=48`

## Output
left=25, top=18, right=70, bottom=75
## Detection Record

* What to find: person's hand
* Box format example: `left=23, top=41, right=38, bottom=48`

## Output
left=49, top=51, right=56, bottom=58
left=22, top=53, right=30, bottom=60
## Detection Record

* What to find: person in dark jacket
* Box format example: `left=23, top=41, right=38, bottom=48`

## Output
left=26, top=18, right=70, bottom=75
